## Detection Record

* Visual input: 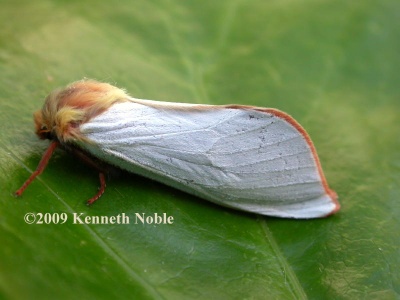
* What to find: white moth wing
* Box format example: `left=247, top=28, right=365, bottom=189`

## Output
left=78, top=99, right=338, bottom=218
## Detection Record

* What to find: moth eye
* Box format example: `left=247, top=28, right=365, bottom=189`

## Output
left=41, top=125, right=48, bottom=131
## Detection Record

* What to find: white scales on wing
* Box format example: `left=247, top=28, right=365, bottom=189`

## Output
left=78, top=100, right=335, bottom=218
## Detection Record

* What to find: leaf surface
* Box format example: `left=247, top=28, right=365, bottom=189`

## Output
left=0, top=0, right=399, bottom=299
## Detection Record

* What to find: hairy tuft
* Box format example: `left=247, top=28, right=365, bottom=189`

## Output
left=34, top=79, right=129, bottom=143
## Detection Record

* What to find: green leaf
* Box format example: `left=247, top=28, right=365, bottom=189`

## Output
left=1, top=0, right=399, bottom=299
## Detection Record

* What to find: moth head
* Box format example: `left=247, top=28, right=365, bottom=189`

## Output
left=33, top=88, right=86, bottom=142
left=34, top=108, right=53, bottom=140
left=33, top=79, right=129, bottom=143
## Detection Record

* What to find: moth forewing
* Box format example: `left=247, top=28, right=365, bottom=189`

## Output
left=78, top=99, right=339, bottom=218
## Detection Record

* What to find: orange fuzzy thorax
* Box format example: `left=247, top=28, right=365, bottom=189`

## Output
left=34, top=80, right=129, bottom=143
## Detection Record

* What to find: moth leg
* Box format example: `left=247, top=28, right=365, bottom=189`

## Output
left=15, top=141, right=59, bottom=196
left=65, top=146, right=110, bottom=205
left=86, top=172, right=106, bottom=205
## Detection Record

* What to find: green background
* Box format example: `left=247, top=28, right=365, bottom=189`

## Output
left=0, top=0, right=399, bottom=299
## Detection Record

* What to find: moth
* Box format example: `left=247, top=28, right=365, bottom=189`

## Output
left=16, top=80, right=340, bottom=218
